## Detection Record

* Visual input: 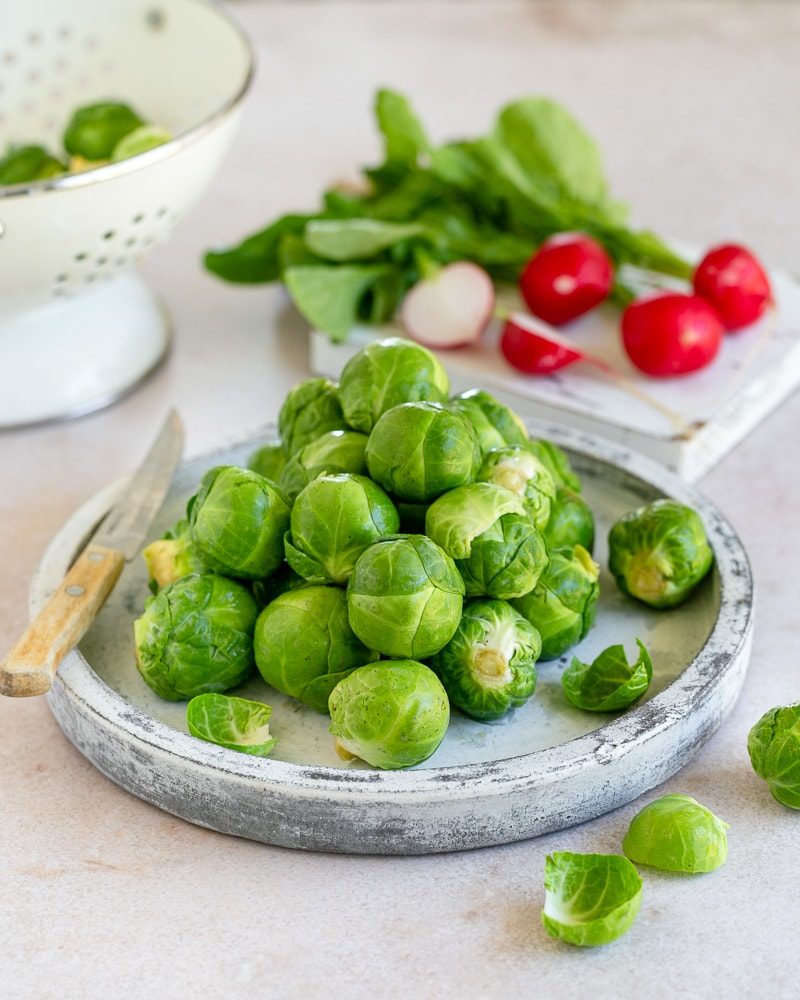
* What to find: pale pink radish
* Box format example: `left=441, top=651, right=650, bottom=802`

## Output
left=401, top=262, right=495, bottom=349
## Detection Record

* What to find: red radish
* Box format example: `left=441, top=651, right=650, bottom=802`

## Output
left=401, top=261, right=495, bottom=349
left=519, top=233, right=614, bottom=326
left=500, top=315, right=582, bottom=373
left=622, top=293, right=724, bottom=376
left=693, top=243, right=772, bottom=331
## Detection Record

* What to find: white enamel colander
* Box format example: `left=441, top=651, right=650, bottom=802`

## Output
left=0, top=0, right=253, bottom=428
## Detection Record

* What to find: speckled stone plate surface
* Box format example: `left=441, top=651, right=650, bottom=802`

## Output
left=35, top=421, right=754, bottom=854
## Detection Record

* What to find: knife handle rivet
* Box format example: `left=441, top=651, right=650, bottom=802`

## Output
left=87, top=552, right=105, bottom=563
left=65, top=585, right=85, bottom=597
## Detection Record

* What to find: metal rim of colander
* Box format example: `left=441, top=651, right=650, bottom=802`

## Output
left=0, top=0, right=255, bottom=200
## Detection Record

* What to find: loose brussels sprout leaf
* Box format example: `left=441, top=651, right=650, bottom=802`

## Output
left=0, top=145, right=66, bottom=184
left=339, top=337, right=450, bottom=433
left=543, top=486, right=595, bottom=553
left=608, top=499, right=713, bottom=608
left=111, top=124, right=171, bottom=161
left=278, top=377, right=347, bottom=456
left=254, top=585, right=378, bottom=712
left=347, top=535, right=464, bottom=659
left=542, top=852, right=642, bottom=947
left=512, top=544, right=600, bottom=660
left=63, top=101, right=144, bottom=160
left=525, top=439, right=581, bottom=493
left=186, top=693, right=276, bottom=756
left=748, top=704, right=800, bottom=810
left=366, top=401, right=480, bottom=503
left=247, top=442, right=287, bottom=483
left=478, top=445, right=556, bottom=531
left=430, top=599, right=541, bottom=721
left=623, top=794, right=729, bottom=873
left=189, top=466, right=290, bottom=580
left=142, top=517, right=207, bottom=592
left=285, top=473, right=399, bottom=584
left=562, top=639, right=652, bottom=712
left=134, top=574, right=258, bottom=701
left=251, top=564, right=306, bottom=608
left=328, top=660, right=450, bottom=769
left=449, top=388, right=529, bottom=453
left=278, top=429, right=368, bottom=503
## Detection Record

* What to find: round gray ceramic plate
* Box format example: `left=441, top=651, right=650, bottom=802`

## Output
left=36, top=421, right=753, bottom=855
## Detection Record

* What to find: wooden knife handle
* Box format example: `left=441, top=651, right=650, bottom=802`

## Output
left=0, top=545, right=125, bottom=698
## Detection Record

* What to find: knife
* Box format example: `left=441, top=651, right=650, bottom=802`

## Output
left=0, top=410, right=184, bottom=698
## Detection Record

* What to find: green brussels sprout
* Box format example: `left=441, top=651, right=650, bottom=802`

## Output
left=278, top=429, right=368, bottom=503
left=254, top=586, right=378, bottom=712
left=512, top=545, right=600, bottom=660
left=542, top=852, right=642, bottom=948
left=525, top=439, right=581, bottom=493
left=111, top=124, right=171, bottom=161
left=543, top=486, right=595, bottom=553
left=278, top=377, right=347, bottom=456
left=285, top=473, right=399, bottom=584
left=186, top=693, right=276, bottom=757
left=429, top=599, right=541, bottom=721
left=425, top=483, right=547, bottom=599
left=478, top=445, right=556, bottom=531
left=142, top=518, right=207, bottom=592
left=188, top=466, right=290, bottom=580
left=608, top=499, right=713, bottom=609
left=0, top=145, right=66, bottom=184
left=134, top=573, right=258, bottom=701
left=251, top=564, right=306, bottom=608
left=748, top=704, right=800, bottom=809
left=366, top=401, right=480, bottom=503
left=449, top=388, right=529, bottom=453
left=328, top=660, right=450, bottom=769
left=347, top=535, right=464, bottom=659
left=562, top=639, right=652, bottom=712
left=63, top=101, right=144, bottom=160
left=623, top=794, right=729, bottom=873
left=247, top=442, right=287, bottom=482
left=339, top=337, right=450, bottom=433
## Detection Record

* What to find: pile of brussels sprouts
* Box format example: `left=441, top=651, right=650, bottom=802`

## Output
left=0, top=101, right=171, bottom=185
left=134, top=336, right=722, bottom=770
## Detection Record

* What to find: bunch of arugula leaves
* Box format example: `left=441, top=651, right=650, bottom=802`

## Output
left=205, top=90, right=691, bottom=342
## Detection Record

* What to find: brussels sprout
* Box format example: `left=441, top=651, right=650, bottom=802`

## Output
left=142, top=518, right=207, bottom=592
left=255, top=586, right=378, bottom=712
left=449, top=388, right=529, bottom=453
left=285, top=473, right=399, bottom=584
left=426, top=483, right=547, bottom=599
left=748, top=704, right=800, bottom=809
left=512, top=545, right=600, bottom=660
left=542, top=852, right=642, bottom=948
left=278, top=429, right=368, bottom=502
left=347, top=535, right=464, bottom=659
left=339, top=337, right=450, bottom=433
left=188, top=466, right=290, bottom=580
left=247, top=442, right=287, bottom=482
left=562, top=639, right=652, bottom=712
left=278, top=377, right=347, bottom=456
left=0, top=145, right=66, bottom=184
left=623, top=794, right=729, bottom=873
left=328, top=660, right=450, bottom=769
left=608, top=499, right=713, bottom=609
left=429, top=599, right=541, bottom=721
left=63, top=101, right=144, bottom=160
left=134, top=573, right=258, bottom=701
left=186, top=693, right=276, bottom=757
left=478, top=446, right=556, bottom=531
left=366, top=401, right=480, bottom=503
left=543, top=486, right=595, bottom=553
left=111, top=124, right=171, bottom=161
left=525, top=439, right=581, bottom=493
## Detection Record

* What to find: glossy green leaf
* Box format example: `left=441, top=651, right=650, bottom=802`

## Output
left=562, top=639, right=652, bottom=712
left=187, top=693, right=276, bottom=756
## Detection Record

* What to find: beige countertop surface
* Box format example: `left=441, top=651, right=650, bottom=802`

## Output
left=2, top=2, right=799, bottom=997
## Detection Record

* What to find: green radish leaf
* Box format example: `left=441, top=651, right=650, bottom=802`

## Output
left=304, top=219, right=425, bottom=261
left=283, top=264, right=394, bottom=341
left=204, top=214, right=312, bottom=284
left=375, top=89, right=431, bottom=165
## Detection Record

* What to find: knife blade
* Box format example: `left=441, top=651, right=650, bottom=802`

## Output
left=0, top=410, right=185, bottom=698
